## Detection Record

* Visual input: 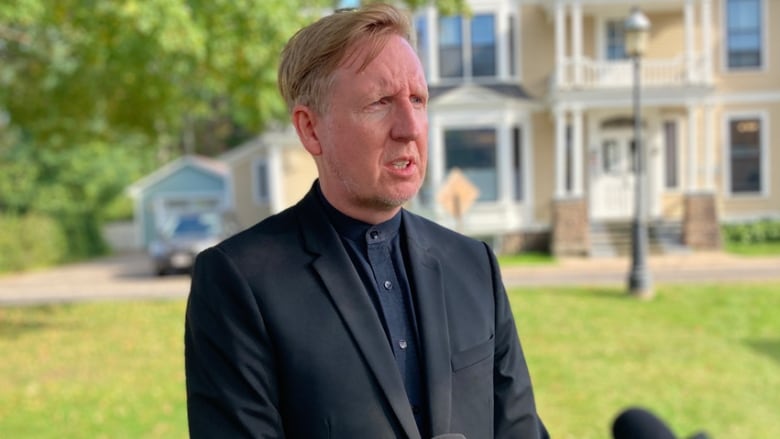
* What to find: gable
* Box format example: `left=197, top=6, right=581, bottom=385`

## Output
left=429, top=83, right=537, bottom=110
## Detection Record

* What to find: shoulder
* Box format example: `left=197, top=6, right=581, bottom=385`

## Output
left=402, top=209, right=494, bottom=265
left=202, top=203, right=305, bottom=274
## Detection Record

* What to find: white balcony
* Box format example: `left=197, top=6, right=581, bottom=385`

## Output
left=557, top=53, right=712, bottom=90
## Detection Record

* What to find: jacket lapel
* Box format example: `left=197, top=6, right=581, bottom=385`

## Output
left=402, top=211, right=454, bottom=436
left=296, top=188, right=420, bottom=439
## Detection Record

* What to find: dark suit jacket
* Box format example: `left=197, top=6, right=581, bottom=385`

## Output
left=185, top=185, right=548, bottom=439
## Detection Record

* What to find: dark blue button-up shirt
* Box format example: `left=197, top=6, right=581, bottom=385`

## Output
left=317, top=186, right=428, bottom=436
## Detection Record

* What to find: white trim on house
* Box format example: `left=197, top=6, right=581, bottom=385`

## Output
left=268, top=144, right=285, bottom=214
left=721, top=109, right=770, bottom=198
left=710, top=90, right=780, bottom=105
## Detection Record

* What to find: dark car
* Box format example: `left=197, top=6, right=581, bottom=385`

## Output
left=148, top=211, right=239, bottom=275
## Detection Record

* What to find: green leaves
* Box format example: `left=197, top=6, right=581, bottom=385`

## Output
left=0, top=0, right=464, bottom=261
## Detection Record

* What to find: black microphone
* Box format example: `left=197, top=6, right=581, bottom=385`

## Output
left=612, top=407, right=677, bottom=439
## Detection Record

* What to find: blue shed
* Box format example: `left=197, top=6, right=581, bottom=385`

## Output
left=128, top=155, right=232, bottom=248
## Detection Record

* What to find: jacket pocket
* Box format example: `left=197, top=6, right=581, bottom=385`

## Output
left=451, top=335, right=495, bottom=372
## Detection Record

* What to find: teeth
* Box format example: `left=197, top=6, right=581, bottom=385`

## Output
left=392, top=160, right=410, bottom=169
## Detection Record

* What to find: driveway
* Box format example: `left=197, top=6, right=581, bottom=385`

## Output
left=0, top=251, right=191, bottom=306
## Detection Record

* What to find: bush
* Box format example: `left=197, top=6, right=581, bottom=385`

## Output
left=0, top=214, right=68, bottom=273
left=722, top=219, right=780, bottom=245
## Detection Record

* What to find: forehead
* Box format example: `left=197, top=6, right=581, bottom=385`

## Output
left=336, top=36, right=426, bottom=88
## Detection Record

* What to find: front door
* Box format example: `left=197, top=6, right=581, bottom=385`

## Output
left=591, top=130, right=636, bottom=220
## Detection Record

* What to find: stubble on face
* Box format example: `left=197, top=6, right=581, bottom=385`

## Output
left=321, top=136, right=416, bottom=212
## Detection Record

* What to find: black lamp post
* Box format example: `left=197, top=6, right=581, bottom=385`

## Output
left=625, top=7, right=653, bottom=299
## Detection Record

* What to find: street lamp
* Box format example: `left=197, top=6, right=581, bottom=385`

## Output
left=625, top=7, right=653, bottom=299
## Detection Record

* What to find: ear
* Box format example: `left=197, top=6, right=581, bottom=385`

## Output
left=292, top=104, right=323, bottom=156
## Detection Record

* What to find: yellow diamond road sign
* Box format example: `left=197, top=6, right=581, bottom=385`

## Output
left=437, top=168, right=479, bottom=219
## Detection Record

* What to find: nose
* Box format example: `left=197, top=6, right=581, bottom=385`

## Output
left=390, top=100, right=426, bottom=142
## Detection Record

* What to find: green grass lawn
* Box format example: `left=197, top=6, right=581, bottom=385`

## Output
left=724, top=240, right=780, bottom=256
left=0, top=301, right=187, bottom=439
left=498, top=251, right=556, bottom=266
left=515, top=282, right=780, bottom=439
left=1, top=283, right=779, bottom=438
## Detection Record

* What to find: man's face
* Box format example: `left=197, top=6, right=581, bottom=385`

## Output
left=306, top=35, right=428, bottom=223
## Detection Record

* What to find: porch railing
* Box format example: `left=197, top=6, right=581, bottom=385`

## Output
left=557, top=53, right=711, bottom=89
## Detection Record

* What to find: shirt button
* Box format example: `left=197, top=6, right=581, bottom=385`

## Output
left=369, top=230, right=379, bottom=240
left=399, top=340, right=408, bottom=349
left=383, top=280, right=392, bottom=290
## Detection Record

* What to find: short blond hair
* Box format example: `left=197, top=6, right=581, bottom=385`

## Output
left=278, top=3, right=413, bottom=115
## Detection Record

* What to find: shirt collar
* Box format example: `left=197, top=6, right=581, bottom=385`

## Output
left=315, top=181, right=402, bottom=243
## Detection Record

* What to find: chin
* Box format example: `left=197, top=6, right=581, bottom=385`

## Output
left=381, top=190, right=418, bottom=208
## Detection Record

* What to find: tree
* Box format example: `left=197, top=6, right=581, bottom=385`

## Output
left=0, top=0, right=466, bottom=261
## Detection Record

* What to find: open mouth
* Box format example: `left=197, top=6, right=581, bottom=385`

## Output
left=392, top=160, right=411, bottom=169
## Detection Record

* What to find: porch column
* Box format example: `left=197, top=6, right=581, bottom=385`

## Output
left=572, top=105, right=584, bottom=197
left=686, top=105, right=699, bottom=192
left=555, top=1, right=567, bottom=88
left=551, top=104, right=589, bottom=257
left=702, top=104, right=715, bottom=191
left=682, top=102, right=720, bottom=249
left=684, top=0, right=695, bottom=82
left=424, top=5, right=439, bottom=83
left=554, top=105, right=568, bottom=198
left=701, top=0, right=713, bottom=82
left=571, top=0, right=583, bottom=87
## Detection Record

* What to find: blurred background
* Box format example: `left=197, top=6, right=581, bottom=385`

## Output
left=1, top=0, right=778, bottom=438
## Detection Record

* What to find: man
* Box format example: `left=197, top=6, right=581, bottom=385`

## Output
left=185, top=3, right=548, bottom=438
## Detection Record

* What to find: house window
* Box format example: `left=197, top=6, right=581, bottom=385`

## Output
left=254, top=159, right=270, bottom=204
left=445, top=128, right=497, bottom=201
left=606, top=20, right=627, bottom=60
left=508, top=16, right=517, bottom=77
left=663, top=121, right=679, bottom=189
left=435, top=13, right=498, bottom=80
left=726, top=0, right=762, bottom=69
left=727, top=116, right=763, bottom=194
left=471, top=14, right=496, bottom=77
left=438, top=15, right=464, bottom=78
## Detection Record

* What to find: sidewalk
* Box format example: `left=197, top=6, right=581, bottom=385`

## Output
left=0, top=252, right=190, bottom=306
left=0, top=251, right=778, bottom=306
left=501, top=251, right=780, bottom=286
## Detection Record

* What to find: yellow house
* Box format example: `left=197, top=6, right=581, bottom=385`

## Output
left=412, top=0, right=779, bottom=256
left=227, top=0, right=778, bottom=257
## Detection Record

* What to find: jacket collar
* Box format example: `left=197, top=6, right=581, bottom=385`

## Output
left=401, top=210, right=454, bottom=436
left=296, top=183, right=454, bottom=437
left=296, top=184, right=422, bottom=439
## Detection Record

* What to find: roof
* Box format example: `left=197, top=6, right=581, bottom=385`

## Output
left=219, top=125, right=301, bottom=164
left=127, top=155, right=229, bottom=198
left=429, top=82, right=534, bottom=101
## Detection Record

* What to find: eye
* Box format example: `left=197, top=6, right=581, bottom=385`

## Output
left=411, top=95, right=427, bottom=107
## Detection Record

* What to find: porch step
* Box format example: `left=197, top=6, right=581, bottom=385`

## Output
left=589, top=221, right=690, bottom=257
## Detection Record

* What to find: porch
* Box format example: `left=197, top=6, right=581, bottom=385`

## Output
left=558, top=54, right=711, bottom=90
